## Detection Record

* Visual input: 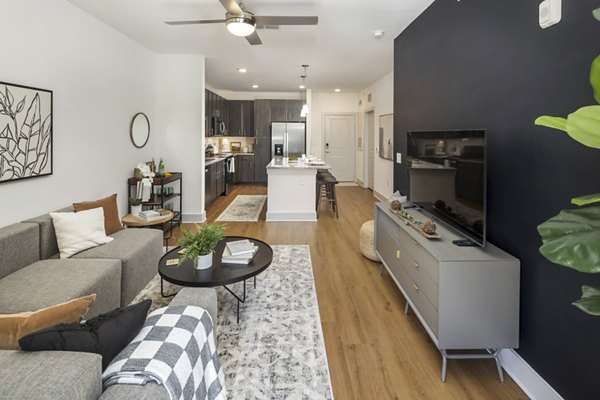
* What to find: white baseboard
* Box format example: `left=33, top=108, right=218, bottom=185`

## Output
left=500, top=349, right=563, bottom=400
left=182, top=212, right=205, bottom=223
left=373, top=190, right=387, bottom=202
left=266, top=211, right=316, bottom=222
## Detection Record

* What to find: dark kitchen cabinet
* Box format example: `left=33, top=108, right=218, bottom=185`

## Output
left=235, top=155, right=255, bottom=183
left=270, top=100, right=287, bottom=121
left=205, top=160, right=225, bottom=207
left=254, top=99, right=271, bottom=137
left=254, top=137, right=270, bottom=183
left=286, top=100, right=304, bottom=122
left=228, top=101, right=254, bottom=137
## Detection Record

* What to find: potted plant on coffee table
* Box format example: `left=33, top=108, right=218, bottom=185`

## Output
left=178, top=223, right=225, bottom=269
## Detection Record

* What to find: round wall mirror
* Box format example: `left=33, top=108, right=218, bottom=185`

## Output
left=130, top=112, right=150, bottom=148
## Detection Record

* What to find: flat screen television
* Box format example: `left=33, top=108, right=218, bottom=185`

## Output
left=406, top=130, right=486, bottom=246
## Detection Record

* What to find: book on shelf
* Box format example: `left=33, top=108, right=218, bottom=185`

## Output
left=225, top=239, right=256, bottom=256
left=221, top=245, right=258, bottom=264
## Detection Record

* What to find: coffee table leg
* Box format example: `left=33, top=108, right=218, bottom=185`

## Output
left=160, top=278, right=177, bottom=298
left=254, top=276, right=256, bottom=289
left=223, top=280, right=247, bottom=323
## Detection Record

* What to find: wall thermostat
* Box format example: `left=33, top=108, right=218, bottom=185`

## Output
left=539, top=0, right=561, bottom=29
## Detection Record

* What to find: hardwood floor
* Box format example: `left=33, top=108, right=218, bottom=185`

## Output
left=167, top=184, right=528, bottom=400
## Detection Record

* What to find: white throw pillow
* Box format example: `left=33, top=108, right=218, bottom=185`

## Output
left=50, top=207, right=114, bottom=259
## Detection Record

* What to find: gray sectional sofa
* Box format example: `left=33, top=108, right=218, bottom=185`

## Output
left=0, top=207, right=219, bottom=400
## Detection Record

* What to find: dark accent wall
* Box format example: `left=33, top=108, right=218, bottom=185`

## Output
left=394, top=1, right=600, bottom=398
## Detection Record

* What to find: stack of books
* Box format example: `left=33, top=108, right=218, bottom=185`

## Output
left=222, top=239, right=258, bottom=264
left=137, top=210, right=163, bottom=222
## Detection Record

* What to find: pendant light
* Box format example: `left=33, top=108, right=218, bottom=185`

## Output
left=300, top=65, right=309, bottom=117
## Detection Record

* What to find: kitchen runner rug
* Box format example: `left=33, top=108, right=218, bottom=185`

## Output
left=133, top=245, right=334, bottom=400
left=216, top=195, right=267, bottom=222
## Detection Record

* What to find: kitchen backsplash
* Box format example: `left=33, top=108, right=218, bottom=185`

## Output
left=206, top=136, right=256, bottom=154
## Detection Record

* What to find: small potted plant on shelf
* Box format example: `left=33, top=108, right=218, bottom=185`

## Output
left=178, top=223, right=225, bottom=269
left=129, top=197, right=143, bottom=217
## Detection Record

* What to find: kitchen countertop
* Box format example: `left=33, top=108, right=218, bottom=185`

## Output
left=267, top=157, right=331, bottom=170
left=232, top=152, right=254, bottom=156
left=205, top=157, right=226, bottom=166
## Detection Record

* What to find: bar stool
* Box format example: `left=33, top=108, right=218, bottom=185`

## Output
left=316, top=173, right=339, bottom=219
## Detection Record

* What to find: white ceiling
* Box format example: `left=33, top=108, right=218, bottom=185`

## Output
left=67, top=0, right=432, bottom=92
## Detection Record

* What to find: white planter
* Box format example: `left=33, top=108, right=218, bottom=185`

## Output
left=196, top=253, right=213, bottom=270
left=131, top=205, right=142, bottom=217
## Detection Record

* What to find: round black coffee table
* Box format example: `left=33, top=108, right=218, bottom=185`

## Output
left=159, top=236, right=273, bottom=322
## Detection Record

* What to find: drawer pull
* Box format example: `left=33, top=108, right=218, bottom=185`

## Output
left=412, top=283, right=420, bottom=291
left=396, top=250, right=400, bottom=259
left=414, top=240, right=420, bottom=246
left=413, top=261, right=420, bottom=268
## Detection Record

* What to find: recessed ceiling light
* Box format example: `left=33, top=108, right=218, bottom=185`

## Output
left=334, top=88, right=341, bottom=92
left=237, top=68, right=247, bottom=73
left=252, top=84, right=259, bottom=89
left=299, top=84, right=306, bottom=89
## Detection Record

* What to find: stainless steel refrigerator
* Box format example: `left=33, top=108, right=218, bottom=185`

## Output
left=271, top=122, right=306, bottom=158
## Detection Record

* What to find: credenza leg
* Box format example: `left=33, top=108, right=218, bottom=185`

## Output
left=439, top=348, right=504, bottom=382
left=404, top=302, right=410, bottom=315
left=441, top=349, right=448, bottom=382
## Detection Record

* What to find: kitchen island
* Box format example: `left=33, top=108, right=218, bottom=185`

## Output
left=266, top=157, right=331, bottom=221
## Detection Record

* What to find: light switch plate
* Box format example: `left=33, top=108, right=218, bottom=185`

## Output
left=396, top=153, right=402, bottom=164
left=539, top=0, right=561, bottom=29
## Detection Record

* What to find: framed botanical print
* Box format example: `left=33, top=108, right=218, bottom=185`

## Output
left=0, top=81, right=53, bottom=183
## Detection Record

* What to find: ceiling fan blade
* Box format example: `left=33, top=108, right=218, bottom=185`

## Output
left=254, top=16, right=318, bottom=26
left=165, top=19, right=226, bottom=25
left=218, top=0, right=244, bottom=15
left=245, top=31, right=262, bottom=45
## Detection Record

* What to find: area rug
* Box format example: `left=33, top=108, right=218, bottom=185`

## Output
left=215, top=195, right=267, bottom=222
left=132, top=245, right=334, bottom=399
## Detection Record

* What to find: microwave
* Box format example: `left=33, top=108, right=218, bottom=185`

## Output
left=212, top=117, right=226, bottom=136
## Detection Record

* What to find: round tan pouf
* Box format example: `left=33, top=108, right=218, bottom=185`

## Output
left=359, top=220, right=381, bottom=262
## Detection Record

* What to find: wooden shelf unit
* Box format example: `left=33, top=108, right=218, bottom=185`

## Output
left=128, top=172, right=183, bottom=229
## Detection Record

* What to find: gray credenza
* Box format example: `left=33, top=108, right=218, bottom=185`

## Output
left=374, top=203, right=520, bottom=382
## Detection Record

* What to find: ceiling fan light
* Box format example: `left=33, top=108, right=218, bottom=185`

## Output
left=226, top=16, right=256, bottom=37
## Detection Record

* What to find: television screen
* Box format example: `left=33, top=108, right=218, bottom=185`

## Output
left=406, top=130, right=486, bottom=246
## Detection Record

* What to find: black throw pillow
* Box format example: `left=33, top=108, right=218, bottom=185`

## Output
left=19, top=300, right=151, bottom=370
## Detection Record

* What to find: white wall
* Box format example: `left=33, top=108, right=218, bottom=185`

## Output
left=358, top=72, right=394, bottom=200
left=155, top=55, right=206, bottom=222
left=0, top=0, right=156, bottom=227
left=309, top=92, right=359, bottom=161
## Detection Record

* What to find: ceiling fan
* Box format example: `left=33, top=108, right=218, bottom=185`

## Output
left=165, top=0, right=318, bottom=46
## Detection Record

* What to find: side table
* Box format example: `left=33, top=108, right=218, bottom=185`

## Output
left=121, top=211, right=175, bottom=250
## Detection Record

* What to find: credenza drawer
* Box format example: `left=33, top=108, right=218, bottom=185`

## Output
left=400, top=248, right=439, bottom=309
left=406, top=277, right=439, bottom=337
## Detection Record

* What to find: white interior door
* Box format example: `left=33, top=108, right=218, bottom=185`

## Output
left=367, top=111, right=375, bottom=190
left=324, top=114, right=356, bottom=181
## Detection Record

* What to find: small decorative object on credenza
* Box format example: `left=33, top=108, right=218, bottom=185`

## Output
left=389, top=204, right=441, bottom=239
left=0, top=81, right=53, bottom=184
left=178, top=223, right=225, bottom=270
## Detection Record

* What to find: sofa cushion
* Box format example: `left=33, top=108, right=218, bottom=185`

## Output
left=23, top=206, right=74, bottom=260
left=0, top=223, right=39, bottom=279
left=73, top=193, right=123, bottom=236
left=74, top=228, right=162, bottom=307
left=0, top=350, right=102, bottom=400
left=0, top=259, right=121, bottom=318
left=50, top=208, right=114, bottom=259
left=19, top=300, right=151, bottom=370
left=0, top=294, right=96, bottom=350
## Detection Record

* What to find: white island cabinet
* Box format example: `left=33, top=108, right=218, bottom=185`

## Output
left=266, top=158, right=330, bottom=221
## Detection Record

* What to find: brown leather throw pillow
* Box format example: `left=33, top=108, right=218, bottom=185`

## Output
left=73, top=193, right=123, bottom=235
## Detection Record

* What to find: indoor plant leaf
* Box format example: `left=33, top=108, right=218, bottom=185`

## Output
left=573, top=285, right=600, bottom=315
left=594, top=8, right=600, bottom=23
left=591, top=54, right=600, bottom=104
left=564, top=106, right=600, bottom=149
left=572, top=193, right=600, bottom=206
left=534, top=116, right=567, bottom=132
left=537, top=206, right=600, bottom=273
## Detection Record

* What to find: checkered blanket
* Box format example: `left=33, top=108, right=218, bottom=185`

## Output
left=102, top=305, right=226, bottom=400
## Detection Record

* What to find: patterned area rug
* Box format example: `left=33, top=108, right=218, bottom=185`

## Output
left=216, top=195, right=267, bottom=222
left=133, top=245, right=333, bottom=400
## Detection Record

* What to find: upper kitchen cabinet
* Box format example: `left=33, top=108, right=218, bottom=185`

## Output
left=286, top=100, right=304, bottom=122
left=270, top=100, right=287, bottom=122
left=254, top=100, right=271, bottom=137
left=228, top=100, right=254, bottom=137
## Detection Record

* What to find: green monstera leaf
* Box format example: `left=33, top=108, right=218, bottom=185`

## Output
left=534, top=116, right=567, bottom=131
left=591, top=54, right=600, bottom=104
left=537, top=206, right=600, bottom=273
left=573, top=285, right=600, bottom=315
left=565, top=106, right=600, bottom=149
left=594, top=8, right=600, bottom=23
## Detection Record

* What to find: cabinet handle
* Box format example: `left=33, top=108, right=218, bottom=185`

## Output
left=396, top=250, right=400, bottom=259
left=412, top=283, right=420, bottom=291
left=414, top=240, right=420, bottom=246
left=413, top=261, right=419, bottom=268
